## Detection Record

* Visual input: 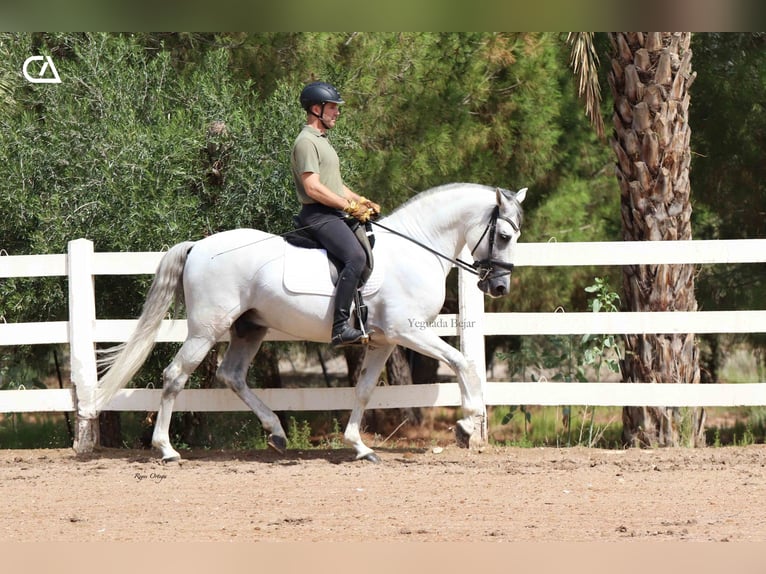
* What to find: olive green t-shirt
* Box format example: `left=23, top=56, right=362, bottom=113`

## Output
left=291, top=125, right=345, bottom=205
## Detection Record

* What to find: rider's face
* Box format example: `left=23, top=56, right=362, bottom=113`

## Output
left=319, top=102, right=340, bottom=128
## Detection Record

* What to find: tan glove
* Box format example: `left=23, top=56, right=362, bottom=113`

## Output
left=358, top=196, right=381, bottom=217
left=344, top=199, right=374, bottom=222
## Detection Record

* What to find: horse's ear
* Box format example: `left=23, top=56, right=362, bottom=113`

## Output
left=495, top=187, right=513, bottom=205
left=496, top=186, right=527, bottom=206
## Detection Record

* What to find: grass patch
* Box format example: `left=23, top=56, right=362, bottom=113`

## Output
left=0, top=413, right=72, bottom=449
left=1, top=400, right=762, bottom=452
left=705, top=407, right=766, bottom=446
left=489, top=404, right=623, bottom=448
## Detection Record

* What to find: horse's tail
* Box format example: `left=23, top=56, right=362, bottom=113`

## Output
left=95, top=240, right=196, bottom=410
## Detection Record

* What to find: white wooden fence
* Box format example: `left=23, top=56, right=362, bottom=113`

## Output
left=1, top=237, right=765, bottom=452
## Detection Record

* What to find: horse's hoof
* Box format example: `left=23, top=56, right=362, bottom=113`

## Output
left=454, top=424, right=471, bottom=449
left=359, top=452, right=381, bottom=464
left=162, top=455, right=181, bottom=464
left=267, top=434, right=287, bottom=454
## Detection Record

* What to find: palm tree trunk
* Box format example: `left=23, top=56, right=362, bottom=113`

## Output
left=608, top=32, right=705, bottom=447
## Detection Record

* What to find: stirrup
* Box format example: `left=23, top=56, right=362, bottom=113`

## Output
left=331, top=326, right=369, bottom=347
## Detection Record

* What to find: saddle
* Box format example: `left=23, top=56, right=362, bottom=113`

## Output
left=283, top=216, right=375, bottom=286
left=283, top=216, right=375, bottom=331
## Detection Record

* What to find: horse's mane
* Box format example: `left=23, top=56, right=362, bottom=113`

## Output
left=383, top=183, right=523, bottom=229
left=384, top=183, right=480, bottom=216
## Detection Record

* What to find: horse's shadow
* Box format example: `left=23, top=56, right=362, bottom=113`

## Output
left=73, top=446, right=430, bottom=466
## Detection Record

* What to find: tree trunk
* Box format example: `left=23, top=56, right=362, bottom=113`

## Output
left=178, top=345, right=219, bottom=447
left=98, top=411, right=122, bottom=448
left=343, top=346, right=365, bottom=385
left=256, top=343, right=283, bottom=389
left=409, top=350, right=440, bottom=384
left=608, top=32, right=705, bottom=447
left=254, top=343, right=287, bottom=436
left=384, top=346, right=422, bottom=427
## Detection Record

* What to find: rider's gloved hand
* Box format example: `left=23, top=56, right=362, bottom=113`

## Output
left=358, top=196, right=381, bottom=217
left=344, top=199, right=374, bottom=222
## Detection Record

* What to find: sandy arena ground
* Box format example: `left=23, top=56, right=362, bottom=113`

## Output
left=1, top=444, right=765, bottom=543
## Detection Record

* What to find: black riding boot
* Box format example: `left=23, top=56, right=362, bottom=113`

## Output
left=331, top=272, right=366, bottom=347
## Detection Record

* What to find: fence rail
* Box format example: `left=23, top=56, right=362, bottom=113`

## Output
left=1, top=238, right=765, bottom=452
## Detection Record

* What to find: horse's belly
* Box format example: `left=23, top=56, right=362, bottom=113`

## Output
left=251, top=291, right=335, bottom=343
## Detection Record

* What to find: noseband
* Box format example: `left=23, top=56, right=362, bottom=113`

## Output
left=469, top=205, right=519, bottom=281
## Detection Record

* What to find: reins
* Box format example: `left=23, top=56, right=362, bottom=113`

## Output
left=212, top=206, right=519, bottom=282
left=370, top=204, right=518, bottom=280
left=368, top=219, right=480, bottom=276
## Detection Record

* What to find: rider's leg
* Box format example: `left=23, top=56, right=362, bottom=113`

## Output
left=331, top=267, right=366, bottom=345
left=299, top=204, right=367, bottom=345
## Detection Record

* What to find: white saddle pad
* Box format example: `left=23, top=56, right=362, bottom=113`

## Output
left=283, top=242, right=383, bottom=297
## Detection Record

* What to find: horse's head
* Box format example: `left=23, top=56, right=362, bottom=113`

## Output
left=471, top=187, right=526, bottom=298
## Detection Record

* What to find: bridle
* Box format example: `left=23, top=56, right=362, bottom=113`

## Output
left=370, top=202, right=520, bottom=281
left=468, top=204, right=519, bottom=281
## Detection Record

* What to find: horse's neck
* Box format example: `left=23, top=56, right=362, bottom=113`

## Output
left=383, top=186, right=490, bottom=269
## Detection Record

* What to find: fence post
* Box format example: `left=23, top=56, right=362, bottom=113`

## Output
left=457, top=263, right=488, bottom=446
left=67, top=238, right=99, bottom=453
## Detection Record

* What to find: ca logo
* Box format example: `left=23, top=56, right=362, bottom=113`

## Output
left=22, top=55, right=62, bottom=84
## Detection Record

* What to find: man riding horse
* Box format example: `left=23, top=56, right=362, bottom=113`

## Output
left=94, top=82, right=527, bottom=463
left=291, top=81, right=381, bottom=347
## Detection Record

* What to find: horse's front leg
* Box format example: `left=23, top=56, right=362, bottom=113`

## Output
left=344, top=344, right=395, bottom=462
left=392, top=328, right=485, bottom=448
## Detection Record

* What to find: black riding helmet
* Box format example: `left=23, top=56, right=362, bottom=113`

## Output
left=300, top=82, right=344, bottom=130
left=299, top=81, right=344, bottom=111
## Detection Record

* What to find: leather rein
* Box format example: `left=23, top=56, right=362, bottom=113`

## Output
left=370, top=204, right=519, bottom=281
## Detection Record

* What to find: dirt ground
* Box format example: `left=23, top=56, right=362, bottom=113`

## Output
left=1, top=443, right=765, bottom=543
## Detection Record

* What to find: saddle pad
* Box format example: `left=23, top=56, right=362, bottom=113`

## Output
left=283, top=242, right=383, bottom=297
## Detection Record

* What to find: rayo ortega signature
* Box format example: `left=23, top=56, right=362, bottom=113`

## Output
left=134, top=472, right=167, bottom=484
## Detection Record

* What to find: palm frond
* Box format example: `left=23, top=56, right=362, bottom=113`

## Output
left=567, top=32, right=605, bottom=139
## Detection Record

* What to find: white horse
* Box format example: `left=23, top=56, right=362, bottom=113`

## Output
left=96, top=183, right=526, bottom=462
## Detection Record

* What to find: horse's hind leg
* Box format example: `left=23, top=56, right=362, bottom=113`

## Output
left=217, top=325, right=287, bottom=454
left=153, top=335, right=217, bottom=462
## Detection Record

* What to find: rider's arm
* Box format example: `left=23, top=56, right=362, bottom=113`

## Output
left=301, top=172, right=351, bottom=210
left=343, top=185, right=381, bottom=214
left=301, top=173, right=381, bottom=216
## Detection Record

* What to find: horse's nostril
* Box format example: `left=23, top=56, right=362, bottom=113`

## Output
left=495, top=285, right=507, bottom=296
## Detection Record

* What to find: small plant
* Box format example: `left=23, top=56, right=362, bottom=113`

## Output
left=319, top=418, right=345, bottom=449
left=230, top=417, right=269, bottom=450
left=582, top=276, right=622, bottom=376
left=580, top=277, right=622, bottom=446
left=739, top=424, right=755, bottom=446
left=502, top=405, right=532, bottom=435
left=498, top=277, right=623, bottom=447
left=287, top=416, right=314, bottom=450
left=713, top=427, right=722, bottom=448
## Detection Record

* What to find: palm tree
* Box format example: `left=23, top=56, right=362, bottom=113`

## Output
left=570, top=32, right=704, bottom=447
